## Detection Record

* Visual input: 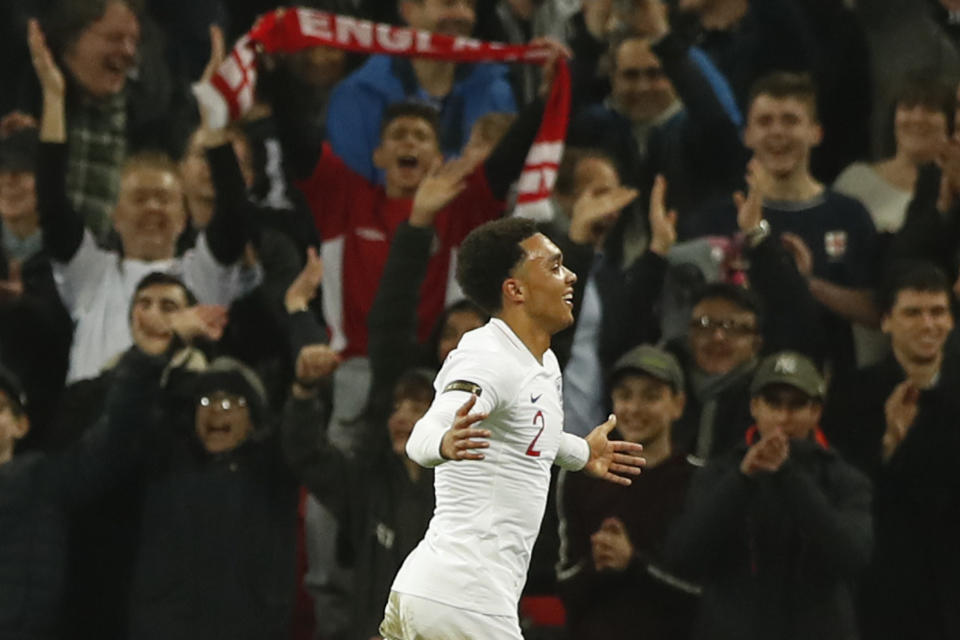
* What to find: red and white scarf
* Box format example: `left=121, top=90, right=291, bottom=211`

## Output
left=194, top=7, right=569, bottom=212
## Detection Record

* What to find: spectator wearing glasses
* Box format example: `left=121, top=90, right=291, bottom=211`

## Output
left=567, top=1, right=744, bottom=220
left=663, top=167, right=824, bottom=462
left=126, top=354, right=312, bottom=639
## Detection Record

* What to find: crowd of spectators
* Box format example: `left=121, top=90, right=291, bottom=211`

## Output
left=0, top=0, right=959, bottom=639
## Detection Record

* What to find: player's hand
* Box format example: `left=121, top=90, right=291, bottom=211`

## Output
left=583, top=414, right=645, bottom=485
left=882, top=381, right=920, bottom=462
left=410, top=156, right=474, bottom=228
left=285, top=247, right=324, bottom=313
left=591, top=517, right=634, bottom=571
left=648, top=174, right=677, bottom=256
left=740, top=429, right=789, bottom=476
left=439, top=394, right=491, bottom=461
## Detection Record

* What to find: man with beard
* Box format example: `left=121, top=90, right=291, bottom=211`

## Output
left=325, top=0, right=518, bottom=182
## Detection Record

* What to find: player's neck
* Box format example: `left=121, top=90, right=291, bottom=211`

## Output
left=497, top=310, right=551, bottom=364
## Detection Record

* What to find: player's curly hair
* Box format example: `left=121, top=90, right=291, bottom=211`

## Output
left=456, top=217, right=539, bottom=315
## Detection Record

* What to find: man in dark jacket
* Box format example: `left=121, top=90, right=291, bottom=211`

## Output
left=666, top=351, right=873, bottom=640
left=822, top=261, right=960, bottom=640
left=128, top=354, right=304, bottom=640
left=0, top=347, right=161, bottom=639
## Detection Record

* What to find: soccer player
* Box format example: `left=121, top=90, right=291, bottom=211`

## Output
left=379, top=217, right=646, bottom=639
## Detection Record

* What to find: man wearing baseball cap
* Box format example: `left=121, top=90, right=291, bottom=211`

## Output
left=557, top=344, right=700, bottom=639
left=665, top=350, right=873, bottom=640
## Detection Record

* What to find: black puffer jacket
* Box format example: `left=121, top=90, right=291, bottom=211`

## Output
left=666, top=436, right=873, bottom=640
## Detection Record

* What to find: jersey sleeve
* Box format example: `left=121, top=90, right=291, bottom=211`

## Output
left=404, top=347, right=506, bottom=468
left=556, top=432, right=589, bottom=471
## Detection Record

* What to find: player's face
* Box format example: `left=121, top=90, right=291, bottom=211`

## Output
left=611, top=373, right=683, bottom=445
left=744, top=95, right=822, bottom=180
left=894, top=102, right=948, bottom=165
left=750, top=384, right=821, bottom=440
left=688, top=298, right=760, bottom=375
left=882, top=289, right=953, bottom=365
left=514, top=233, right=577, bottom=334
left=375, top=116, right=441, bottom=197
left=388, top=396, right=431, bottom=456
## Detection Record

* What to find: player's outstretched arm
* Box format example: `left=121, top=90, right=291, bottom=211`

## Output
left=582, top=415, right=646, bottom=486
left=439, top=394, right=491, bottom=461
left=406, top=393, right=491, bottom=467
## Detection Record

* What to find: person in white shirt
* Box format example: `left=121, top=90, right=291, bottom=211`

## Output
left=380, top=217, right=646, bottom=640
left=29, top=20, right=260, bottom=382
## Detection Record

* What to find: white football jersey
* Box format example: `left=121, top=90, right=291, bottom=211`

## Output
left=392, top=318, right=589, bottom=616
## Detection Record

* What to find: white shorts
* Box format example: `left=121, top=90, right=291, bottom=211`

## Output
left=379, top=591, right=523, bottom=640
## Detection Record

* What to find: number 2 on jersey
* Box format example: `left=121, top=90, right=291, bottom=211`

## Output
left=526, top=410, right=545, bottom=457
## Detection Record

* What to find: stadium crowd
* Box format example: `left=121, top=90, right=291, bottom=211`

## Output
left=0, top=0, right=958, bottom=638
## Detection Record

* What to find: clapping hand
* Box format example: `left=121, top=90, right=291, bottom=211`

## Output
left=410, top=156, right=475, bottom=227
left=740, top=429, right=789, bottom=476
left=648, top=174, right=677, bottom=256
left=591, top=517, right=634, bottom=571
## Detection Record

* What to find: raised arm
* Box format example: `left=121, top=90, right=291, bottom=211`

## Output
left=482, top=42, right=570, bottom=201
left=29, top=19, right=84, bottom=263
left=281, top=344, right=351, bottom=520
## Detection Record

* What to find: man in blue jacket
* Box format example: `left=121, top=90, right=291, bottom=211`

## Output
left=325, top=0, right=517, bottom=182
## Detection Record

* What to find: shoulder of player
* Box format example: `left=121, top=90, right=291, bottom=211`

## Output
left=437, top=328, right=548, bottom=404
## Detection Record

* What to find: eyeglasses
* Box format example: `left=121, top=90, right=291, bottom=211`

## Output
left=198, top=394, right=248, bottom=411
left=689, top=315, right=757, bottom=337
